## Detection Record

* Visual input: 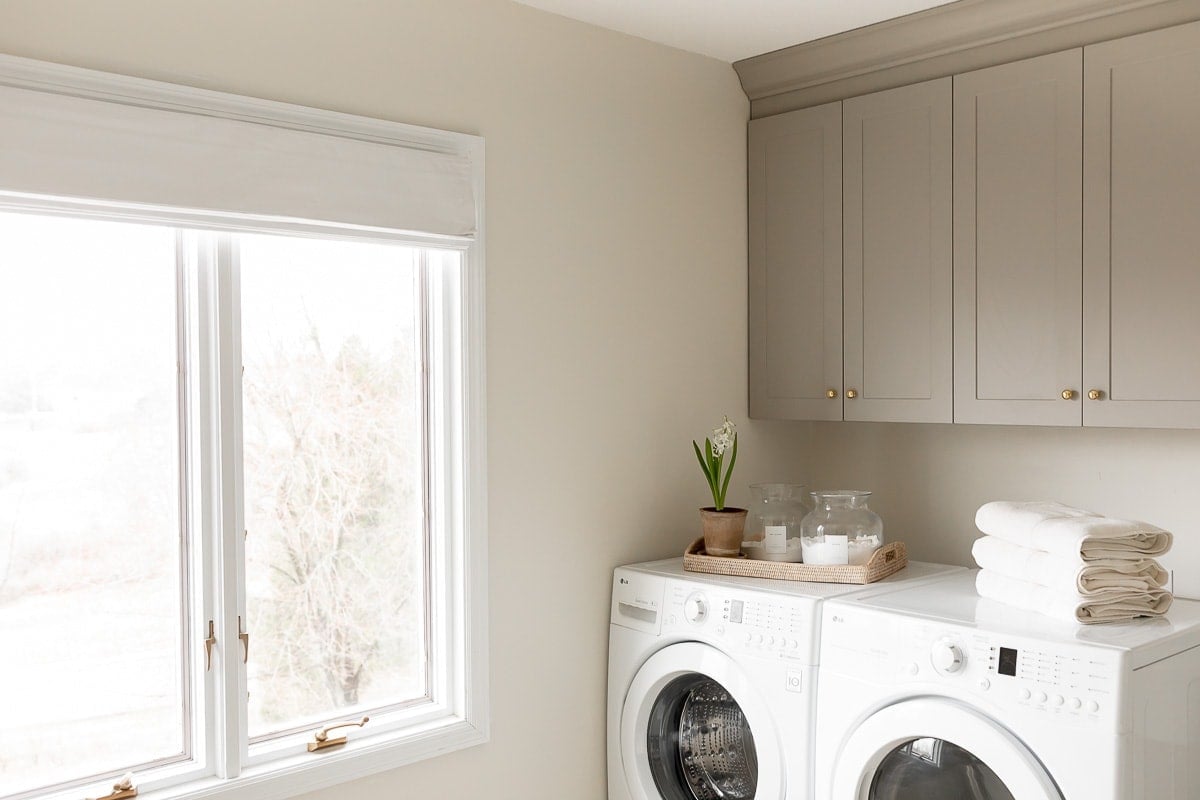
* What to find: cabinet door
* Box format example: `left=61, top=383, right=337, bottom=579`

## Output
left=843, top=78, right=953, bottom=423
left=1084, top=22, right=1200, bottom=428
left=954, top=50, right=1083, bottom=426
left=748, top=101, right=843, bottom=420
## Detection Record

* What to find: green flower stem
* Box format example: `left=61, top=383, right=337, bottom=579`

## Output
left=694, top=431, right=739, bottom=511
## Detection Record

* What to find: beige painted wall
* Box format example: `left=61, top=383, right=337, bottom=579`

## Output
left=0, top=1, right=815, bottom=797
left=810, top=423, right=1200, bottom=598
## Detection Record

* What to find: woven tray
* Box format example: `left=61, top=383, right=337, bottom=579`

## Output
left=683, top=538, right=908, bottom=584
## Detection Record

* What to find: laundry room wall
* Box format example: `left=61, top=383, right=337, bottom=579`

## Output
left=0, top=0, right=814, bottom=797
left=811, top=423, right=1200, bottom=599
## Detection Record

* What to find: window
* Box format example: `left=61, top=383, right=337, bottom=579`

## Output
left=0, top=56, right=486, bottom=800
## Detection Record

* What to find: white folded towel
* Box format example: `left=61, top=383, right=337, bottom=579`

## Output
left=972, top=536, right=1169, bottom=595
left=975, top=501, right=1173, bottom=562
left=976, top=569, right=1173, bottom=625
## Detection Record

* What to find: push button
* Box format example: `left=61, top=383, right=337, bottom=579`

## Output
left=786, top=670, right=803, bottom=693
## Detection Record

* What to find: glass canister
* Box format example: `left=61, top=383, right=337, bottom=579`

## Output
left=800, top=490, right=884, bottom=566
left=742, top=483, right=807, bottom=562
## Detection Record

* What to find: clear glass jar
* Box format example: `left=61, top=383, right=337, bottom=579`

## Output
left=800, top=490, right=884, bottom=566
left=742, top=483, right=807, bottom=562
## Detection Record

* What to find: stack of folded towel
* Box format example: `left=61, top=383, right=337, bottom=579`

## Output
left=972, top=500, right=1174, bottom=625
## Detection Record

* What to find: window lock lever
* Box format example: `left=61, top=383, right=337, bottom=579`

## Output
left=86, top=773, right=137, bottom=800
left=307, top=716, right=370, bottom=752
left=204, top=620, right=217, bottom=671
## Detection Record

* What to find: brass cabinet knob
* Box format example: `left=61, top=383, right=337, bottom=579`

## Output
left=1088, top=389, right=1104, bottom=401
left=826, top=388, right=838, bottom=399
left=846, top=389, right=859, bottom=399
left=1061, top=389, right=1077, bottom=400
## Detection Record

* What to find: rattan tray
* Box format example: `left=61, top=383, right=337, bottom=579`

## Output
left=683, top=538, right=908, bottom=584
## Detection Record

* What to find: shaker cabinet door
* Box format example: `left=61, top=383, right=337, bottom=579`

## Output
left=953, top=49, right=1084, bottom=426
left=1084, top=21, right=1200, bottom=428
left=843, top=78, right=953, bottom=423
left=748, top=101, right=843, bottom=420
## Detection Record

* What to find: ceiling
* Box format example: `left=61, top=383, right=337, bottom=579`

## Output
left=511, top=0, right=962, bottom=63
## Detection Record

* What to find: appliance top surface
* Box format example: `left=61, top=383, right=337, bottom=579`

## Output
left=619, top=557, right=963, bottom=600
left=834, top=569, right=1200, bottom=665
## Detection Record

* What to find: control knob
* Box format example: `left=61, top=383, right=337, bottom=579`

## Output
left=931, top=640, right=965, bottom=675
left=683, top=593, right=708, bottom=624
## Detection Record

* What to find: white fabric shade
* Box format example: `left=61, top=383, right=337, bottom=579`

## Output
left=0, top=82, right=477, bottom=237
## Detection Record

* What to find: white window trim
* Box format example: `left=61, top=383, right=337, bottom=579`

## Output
left=0, top=55, right=488, bottom=800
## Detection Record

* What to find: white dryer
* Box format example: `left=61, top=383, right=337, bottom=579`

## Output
left=814, top=569, right=1200, bottom=800
left=607, top=558, right=963, bottom=800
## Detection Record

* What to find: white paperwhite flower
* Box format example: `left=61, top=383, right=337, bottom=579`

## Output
left=710, top=416, right=735, bottom=456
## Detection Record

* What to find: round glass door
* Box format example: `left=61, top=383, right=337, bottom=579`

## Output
left=620, top=642, right=783, bottom=800
left=646, top=674, right=758, bottom=800
left=868, top=737, right=1015, bottom=799
left=830, top=699, right=1062, bottom=800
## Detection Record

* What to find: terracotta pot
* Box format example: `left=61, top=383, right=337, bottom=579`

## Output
left=699, top=507, right=748, bottom=557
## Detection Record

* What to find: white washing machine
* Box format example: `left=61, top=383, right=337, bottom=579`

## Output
left=607, top=558, right=964, bottom=800
left=814, top=569, right=1200, bottom=800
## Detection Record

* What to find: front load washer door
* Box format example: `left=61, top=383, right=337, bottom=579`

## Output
left=620, top=642, right=784, bottom=800
left=831, top=698, right=1063, bottom=800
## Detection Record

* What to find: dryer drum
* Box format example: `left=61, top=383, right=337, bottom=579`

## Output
left=868, top=737, right=1015, bottom=800
left=646, top=673, right=758, bottom=800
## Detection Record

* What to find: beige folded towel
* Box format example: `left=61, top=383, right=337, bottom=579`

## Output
left=976, top=569, right=1173, bottom=624
left=972, top=536, right=1169, bottom=595
left=975, top=501, right=1173, bottom=561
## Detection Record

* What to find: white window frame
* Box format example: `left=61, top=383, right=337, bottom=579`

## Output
left=0, top=56, right=488, bottom=800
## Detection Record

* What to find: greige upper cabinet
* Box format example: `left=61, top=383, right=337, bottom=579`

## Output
left=953, top=50, right=1083, bottom=426
left=843, top=78, right=953, bottom=423
left=748, top=101, right=842, bottom=420
left=1084, top=21, right=1200, bottom=429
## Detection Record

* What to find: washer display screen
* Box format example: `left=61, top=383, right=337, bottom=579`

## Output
left=998, top=647, right=1018, bottom=677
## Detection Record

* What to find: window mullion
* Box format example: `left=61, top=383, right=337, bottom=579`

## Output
left=210, top=233, right=249, bottom=777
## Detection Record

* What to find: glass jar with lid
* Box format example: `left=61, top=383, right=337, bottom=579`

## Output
left=800, top=490, right=884, bottom=566
left=742, top=483, right=807, bottom=562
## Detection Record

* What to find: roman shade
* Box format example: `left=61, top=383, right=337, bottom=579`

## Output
left=0, top=59, right=479, bottom=237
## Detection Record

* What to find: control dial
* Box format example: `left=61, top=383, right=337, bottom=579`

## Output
left=931, top=640, right=965, bottom=675
left=683, top=593, right=708, bottom=624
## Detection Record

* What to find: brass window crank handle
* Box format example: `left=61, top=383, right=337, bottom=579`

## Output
left=308, top=716, right=370, bottom=752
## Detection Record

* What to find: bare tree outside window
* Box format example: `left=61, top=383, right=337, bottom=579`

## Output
left=239, top=235, right=426, bottom=737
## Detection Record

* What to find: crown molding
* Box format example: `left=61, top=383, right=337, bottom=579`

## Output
left=735, top=0, right=1200, bottom=118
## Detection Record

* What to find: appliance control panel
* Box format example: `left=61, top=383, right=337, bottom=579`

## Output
left=822, top=605, right=1127, bottom=732
left=658, top=579, right=822, bottom=663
